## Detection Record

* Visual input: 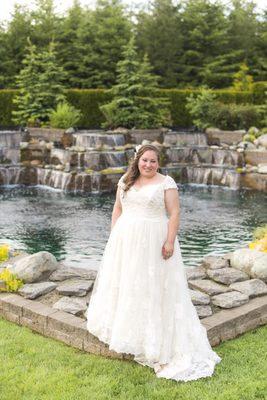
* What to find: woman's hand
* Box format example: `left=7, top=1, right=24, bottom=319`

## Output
left=162, top=241, right=174, bottom=260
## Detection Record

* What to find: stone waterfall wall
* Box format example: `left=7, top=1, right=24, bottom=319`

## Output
left=0, top=128, right=266, bottom=192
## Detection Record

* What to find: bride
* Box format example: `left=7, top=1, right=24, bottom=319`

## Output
left=86, top=144, right=221, bottom=382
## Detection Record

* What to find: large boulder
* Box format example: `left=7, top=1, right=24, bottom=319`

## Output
left=8, top=251, right=58, bottom=283
left=254, top=134, right=267, bottom=149
left=230, top=249, right=267, bottom=281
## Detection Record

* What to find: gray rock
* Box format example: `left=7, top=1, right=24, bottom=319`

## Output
left=222, top=252, right=233, bottom=261
left=258, top=164, right=267, bottom=174
left=185, top=267, right=206, bottom=280
left=8, top=251, right=58, bottom=283
left=65, top=127, right=75, bottom=134
left=254, top=134, right=267, bottom=149
left=206, top=267, right=249, bottom=285
left=53, top=296, right=87, bottom=316
left=211, top=291, right=249, bottom=308
left=229, top=279, right=267, bottom=298
left=188, top=279, right=232, bottom=296
left=56, top=279, right=94, bottom=296
left=195, top=305, right=213, bottom=318
left=190, top=289, right=210, bottom=305
left=49, top=263, right=97, bottom=281
left=230, top=249, right=267, bottom=281
left=18, top=281, right=57, bottom=299
left=201, top=255, right=229, bottom=270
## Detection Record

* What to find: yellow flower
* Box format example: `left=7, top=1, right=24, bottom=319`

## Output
left=0, top=268, right=24, bottom=292
left=249, top=234, right=267, bottom=253
left=0, top=244, right=9, bottom=262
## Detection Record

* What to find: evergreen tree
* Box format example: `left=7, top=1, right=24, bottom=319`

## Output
left=136, top=0, right=182, bottom=88
left=100, top=37, right=170, bottom=128
left=179, top=0, right=227, bottom=87
left=3, top=4, right=33, bottom=88
left=30, top=0, right=61, bottom=48
left=12, top=40, right=65, bottom=126
left=202, top=50, right=245, bottom=88
left=57, top=0, right=85, bottom=88
left=77, top=0, right=132, bottom=88
left=254, top=8, right=267, bottom=81
left=224, top=0, right=260, bottom=80
left=0, top=25, right=9, bottom=88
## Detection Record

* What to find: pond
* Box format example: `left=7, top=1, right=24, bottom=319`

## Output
left=0, top=184, right=266, bottom=269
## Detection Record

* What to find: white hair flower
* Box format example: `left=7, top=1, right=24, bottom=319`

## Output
left=134, top=144, right=143, bottom=159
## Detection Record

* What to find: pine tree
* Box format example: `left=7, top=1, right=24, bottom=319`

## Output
left=12, top=40, right=65, bottom=126
left=100, top=37, right=170, bottom=128
left=12, top=40, right=42, bottom=125
left=56, top=0, right=85, bottom=88
left=136, top=0, right=182, bottom=88
left=202, top=50, right=245, bottom=88
left=3, top=4, right=33, bottom=88
left=77, top=0, right=132, bottom=88
left=34, top=41, right=66, bottom=120
left=178, top=0, right=227, bottom=87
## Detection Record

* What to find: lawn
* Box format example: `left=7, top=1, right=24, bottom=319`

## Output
left=0, top=317, right=266, bottom=400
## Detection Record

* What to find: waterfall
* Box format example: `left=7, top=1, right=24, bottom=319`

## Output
left=74, top=132, right=125, bottom=148
left=0, top=167, right=20, bottom=185
left=0, top=131, right=22, bottom=148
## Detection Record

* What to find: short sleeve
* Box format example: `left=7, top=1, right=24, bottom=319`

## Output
left=163, top=175, right=178, bottom=191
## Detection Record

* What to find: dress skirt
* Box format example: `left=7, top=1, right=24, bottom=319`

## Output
left=86, top=211, right=222, bottom=382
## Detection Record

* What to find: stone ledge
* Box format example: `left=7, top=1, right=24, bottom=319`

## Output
left=0, top=292, right=266, bottom=360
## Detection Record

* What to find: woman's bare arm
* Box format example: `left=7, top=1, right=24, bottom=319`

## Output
left=111, top=187, right=122, bottom=229
left=162, top=189, right=180, bottom=259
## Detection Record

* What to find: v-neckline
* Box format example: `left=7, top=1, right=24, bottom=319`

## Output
left=132, top=175, right=168, bottom=191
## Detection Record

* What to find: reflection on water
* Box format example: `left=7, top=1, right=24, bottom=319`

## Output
left=0, top=184, right=266, bottom=268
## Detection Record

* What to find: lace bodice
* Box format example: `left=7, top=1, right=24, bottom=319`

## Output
left=117, top=174, right=178, bottom=220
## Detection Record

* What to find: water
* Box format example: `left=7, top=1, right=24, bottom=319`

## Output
left=0, top=184, right=266, bottom=269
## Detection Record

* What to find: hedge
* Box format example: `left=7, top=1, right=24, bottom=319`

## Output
left=0, top=87, right=265, bottom=128
left=0, top=90, right=17, bottom=128
left=65, top=89, right=112, bottom=128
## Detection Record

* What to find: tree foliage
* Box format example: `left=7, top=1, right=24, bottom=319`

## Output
left=100, top=37, right=171, bottom=128
left=12, top=40, right=65, bottom=126
left=0, top=0, right=265, bottom=89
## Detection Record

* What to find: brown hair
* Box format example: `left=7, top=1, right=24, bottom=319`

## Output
left=123, top=144, right=160, bottom=192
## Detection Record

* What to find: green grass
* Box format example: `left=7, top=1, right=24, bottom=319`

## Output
left=0, top=317, right=266, bottom=400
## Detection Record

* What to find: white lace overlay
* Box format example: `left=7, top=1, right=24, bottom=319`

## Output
left=86, top=174, right=222, bottom=382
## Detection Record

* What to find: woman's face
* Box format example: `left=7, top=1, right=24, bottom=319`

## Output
left=138, top=150, right=159, bottom=177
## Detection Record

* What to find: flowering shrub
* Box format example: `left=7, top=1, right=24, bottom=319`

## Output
left=0, top=268, right=24, bottom=292
left=0, top=244, right=9, bottom=262
left=249, top=225, right=267, bottom=253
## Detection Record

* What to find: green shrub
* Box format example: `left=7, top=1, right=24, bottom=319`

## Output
left=185, top=88, right=217, bottom=129
left=243, top=133, right=256, bottom=143
left=253, top=224, right=267, bottom=240
left=252, top=81, right=267, bottom=104
left=49, top=102, right=82, bottom=129
left=211, top=102, right=260, bottom=130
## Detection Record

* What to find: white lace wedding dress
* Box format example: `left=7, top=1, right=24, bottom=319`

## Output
left=86, top=174, right=222, bottom=381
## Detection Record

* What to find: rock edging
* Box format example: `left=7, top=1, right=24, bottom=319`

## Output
left=0, top=292, right=266, bottom=360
